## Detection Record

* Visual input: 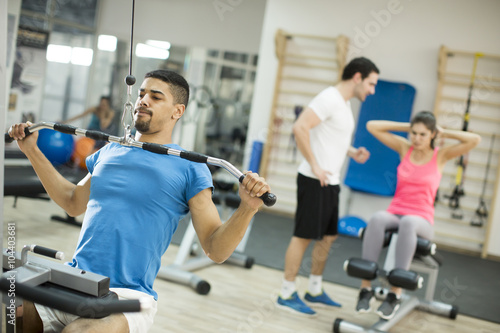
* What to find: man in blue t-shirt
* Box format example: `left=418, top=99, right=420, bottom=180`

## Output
left=8, top=70, right=271, bottom=333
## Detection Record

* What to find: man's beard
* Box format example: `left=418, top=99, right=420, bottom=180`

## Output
left=134, top=118, right=151, bottom=133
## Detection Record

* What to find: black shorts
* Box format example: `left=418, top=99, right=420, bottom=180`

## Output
left=294, top=173, right=340, bottom=239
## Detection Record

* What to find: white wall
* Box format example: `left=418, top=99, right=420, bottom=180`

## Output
left=97, top=0, right=267, bottom=54
left=246, top=0, right=500, bottom=256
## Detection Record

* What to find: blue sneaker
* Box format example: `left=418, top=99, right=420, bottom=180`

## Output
left=277, top=292, right=317, bottom=316
left=304, top=290, right=342, bottom=307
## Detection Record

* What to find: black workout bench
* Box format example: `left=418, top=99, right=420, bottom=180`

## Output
left=334, top=228, right=458, bottom=333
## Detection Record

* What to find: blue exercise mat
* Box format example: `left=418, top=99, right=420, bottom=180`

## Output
left=344, top=79, right=416, bottom=196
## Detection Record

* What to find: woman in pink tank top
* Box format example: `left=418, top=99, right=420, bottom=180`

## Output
left=355, top=111, right=481, bottom=320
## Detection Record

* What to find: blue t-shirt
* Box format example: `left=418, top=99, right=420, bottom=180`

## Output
left=69, top=143, right=213, bottom=299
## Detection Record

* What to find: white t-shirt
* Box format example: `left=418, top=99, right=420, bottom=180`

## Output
left=297, top=86, right=355, bottom=185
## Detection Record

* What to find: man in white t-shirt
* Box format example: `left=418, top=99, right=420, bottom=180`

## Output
left=277, top=57, right=379, bottom=316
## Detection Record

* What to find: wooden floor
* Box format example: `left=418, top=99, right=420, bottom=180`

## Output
left=2, top=196, right=499, bottom=332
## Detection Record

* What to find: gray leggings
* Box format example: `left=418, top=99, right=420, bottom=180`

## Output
left=362, top=211, right=434, bottom=270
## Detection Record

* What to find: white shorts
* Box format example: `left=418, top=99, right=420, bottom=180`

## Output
left=34, top=288, right=157, bottom=333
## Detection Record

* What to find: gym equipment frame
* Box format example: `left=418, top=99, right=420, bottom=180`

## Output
left=333, top=231, right=458, bottom=333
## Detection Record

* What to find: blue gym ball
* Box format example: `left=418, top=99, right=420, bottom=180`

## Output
left=36, top=129, right=75, bottom=165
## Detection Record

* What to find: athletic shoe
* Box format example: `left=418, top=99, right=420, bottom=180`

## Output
left=304, top=290, right=342, bottom=307
left=355, top=288, right=374, bottom=313
left=376, top=292, right=401, bottom=320
left=277, top=292, right=317, bottom=316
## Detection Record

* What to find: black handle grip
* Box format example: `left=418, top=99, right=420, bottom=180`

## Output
left=142, top=142, right=170, bottom=155
left=238, top=175, right=277, bottom=207
left=53, top=123, right=77, bottom=135
left=4, top=127, right=32, bottom=143
left=180, top=150, right=209, bottom=163
left=85, top=130, right=110, bottom=142
left=32, top=245, right=60, bottom=259
left=260, top=192, right=277, bottom=207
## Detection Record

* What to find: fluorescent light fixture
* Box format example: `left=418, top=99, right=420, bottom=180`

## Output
left=135, top=43, right=170, bottom=59
left=98, top=35, right=117, bottom=51
left=71, top=47, right=93, bottom=66
left=145, top=39, right=171, bottom=50
left=46, top=44, right=72, bottom=63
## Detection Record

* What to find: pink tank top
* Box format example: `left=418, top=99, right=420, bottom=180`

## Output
left=387, top=147, right=442, bottom=224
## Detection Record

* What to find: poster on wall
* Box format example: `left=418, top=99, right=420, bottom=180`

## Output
left=8, top=25, right=49, bottom=129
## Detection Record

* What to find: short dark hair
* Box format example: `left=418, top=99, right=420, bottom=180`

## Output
left=341, top=57, right=380, bottom=81
left=144, top=70, right=190, bottom=107
left=100, top=96, right=111, bottom=104
left=411, top=111, right=437, bottom=148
